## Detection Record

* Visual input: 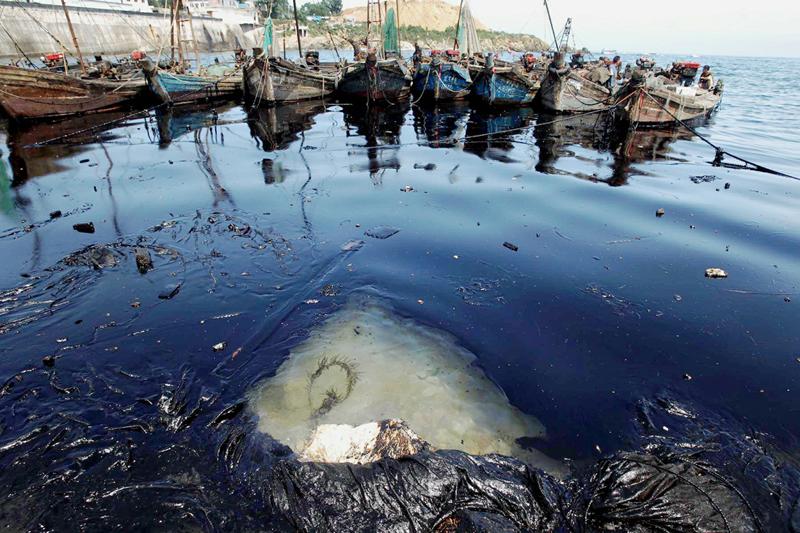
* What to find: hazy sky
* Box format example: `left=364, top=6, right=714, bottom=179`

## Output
left=339, top=0, right=800, bottom=57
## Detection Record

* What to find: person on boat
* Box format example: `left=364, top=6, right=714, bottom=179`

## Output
left=305, top=50, right=321, bottom=70
left=412, top=43, right=423, bottom=69
left=522, top=52, right=537, bottom=73
left=698, top=65, right=714, bottom=90
left=607, top=55, right=622, bottom=89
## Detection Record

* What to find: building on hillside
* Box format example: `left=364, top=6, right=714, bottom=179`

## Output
left=186, top=0, right=259, bottom=27
left=26, top=0, right=153, bottom=13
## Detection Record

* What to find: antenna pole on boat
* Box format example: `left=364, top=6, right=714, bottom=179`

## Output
left=543, top=0, right=560, bottom=53
left=292, top=0, right=302, bottom=58
left=453, top=0, right=464, bottom=50
left=59, top=0, right=86, bottom=74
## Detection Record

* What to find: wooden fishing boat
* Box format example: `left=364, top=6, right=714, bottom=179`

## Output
left=141, top=60, right=242, bottom=106
left=0, top=65, right=145, bottom=122
left=471, top=56, right=543, bottom=106
left=243, top=55, right=340, bottom=107
left=337, top=56, right=412, bottom=103
left=412, top=56, right=473, bottom=102
left=537, top=63, right=614, bottom=113
left=616, top=75, right=722, bottom=127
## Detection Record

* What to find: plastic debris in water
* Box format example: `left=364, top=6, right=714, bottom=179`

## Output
left=249, top=296, right=559, bottom=472
left=705, top=268, right=728, bottom=279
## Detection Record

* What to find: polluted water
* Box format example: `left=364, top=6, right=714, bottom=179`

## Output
left=249, top=295, right=562, bottom=473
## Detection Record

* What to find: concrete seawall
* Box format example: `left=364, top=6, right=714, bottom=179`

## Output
left=0, top=1, right=259, bottom=58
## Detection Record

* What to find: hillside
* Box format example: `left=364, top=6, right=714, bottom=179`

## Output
left=341, top=0, right=487, bottom=31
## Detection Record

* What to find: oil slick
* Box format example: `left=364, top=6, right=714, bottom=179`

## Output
left=250, top=296, right=561, bottom=473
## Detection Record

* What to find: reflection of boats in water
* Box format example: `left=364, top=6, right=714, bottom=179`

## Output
left=247, top=100, right=327, bottom=152
left=5, top=111, right=132, bottom=186
left=463, top=106, right=535, bottom=160
left=533, top=112, right=695, bottom=185
left=341, top=102, right=409, bottom=179
left=411, top=101, right=470, bottom=147
left=154, top=102, right=240, bottom=145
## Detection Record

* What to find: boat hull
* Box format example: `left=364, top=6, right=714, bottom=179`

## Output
left=471, top=68, right=540, bottom=106
left=619, top=83, right=721, bottom=127
left=538, top=70, right=612, bottom=113
left=0, top=65, right=144, bottom=121
left=411, top=63, right=472, bottom=101
left=243, top=57, right=338, bottom=106
left=144, top=68, right=241, bottom=106
left=337, top=60, right=411, bottom=102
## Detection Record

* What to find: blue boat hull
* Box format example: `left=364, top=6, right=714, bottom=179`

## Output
left=472, top=70, right=539, bottom=106
left=412, top=63, right=472, bottom=101
left=147, top=71, right=241, bottom=105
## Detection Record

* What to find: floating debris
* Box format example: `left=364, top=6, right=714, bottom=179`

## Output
left=134, top=248, right=153, bottom=274
left=300, top=419, right=427, bottom=464
left=705, top=268, right=728, bottom=279
left=321, top=284, right=339, bottom=297
left=49, top=210, right=62, bottom=219
left=364, top=226, right=400, bottom=240
left=414, top=163, right=436, bottom=171
left=158, top=283, right=182, bottom=300
left=340, top=240, right=364, bottom=252
left=690, top=175, right=718, bottom=184
left=503, top=242, right=519, bottom=252
left=72, top=222, right=95, bottom=234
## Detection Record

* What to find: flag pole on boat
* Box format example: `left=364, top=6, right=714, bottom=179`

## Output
left=59, top=0, right=86, bottom=74
left=543, top=0, right=560, bottom=53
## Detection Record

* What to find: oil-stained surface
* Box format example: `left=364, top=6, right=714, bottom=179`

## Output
left=0, top=54, right=799, bottom=531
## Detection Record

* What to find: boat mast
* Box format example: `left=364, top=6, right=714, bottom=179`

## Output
left=292, top=0, right=302, bottom=58
left=59, top=0, right=86, bottom=74
left=395, top=0, right=402, bottom=58
left=453, top=0, right=464, bottom=50
left=543, top=0, right=560, bottom=53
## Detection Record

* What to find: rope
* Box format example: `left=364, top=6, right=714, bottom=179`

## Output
left=638, top=89, right=799, bottom=180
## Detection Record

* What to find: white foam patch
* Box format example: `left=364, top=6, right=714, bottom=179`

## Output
left=250, top=296, right=561, bottom=472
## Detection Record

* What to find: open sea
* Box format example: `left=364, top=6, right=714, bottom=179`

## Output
left=1, top=54, right=799, bottom=529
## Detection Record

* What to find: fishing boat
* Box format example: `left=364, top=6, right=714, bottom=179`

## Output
left=412, top=54, right=472, bottom=102
left=471, top=53, right=544, bottom=106
left=411, top=0, right=480, bottom=102
left=0, top=65, right=146, bottom=122
left=338, top=56, right=412, bottom=102
left=336, top=2, right=412, bottom=103
left=243, top=54, right=340, bottom=107
left=616, top=73, right=722, bottom=127
left=141, top=60, right=242, bottom=106
left=537, top=58, right=614, bottom=113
